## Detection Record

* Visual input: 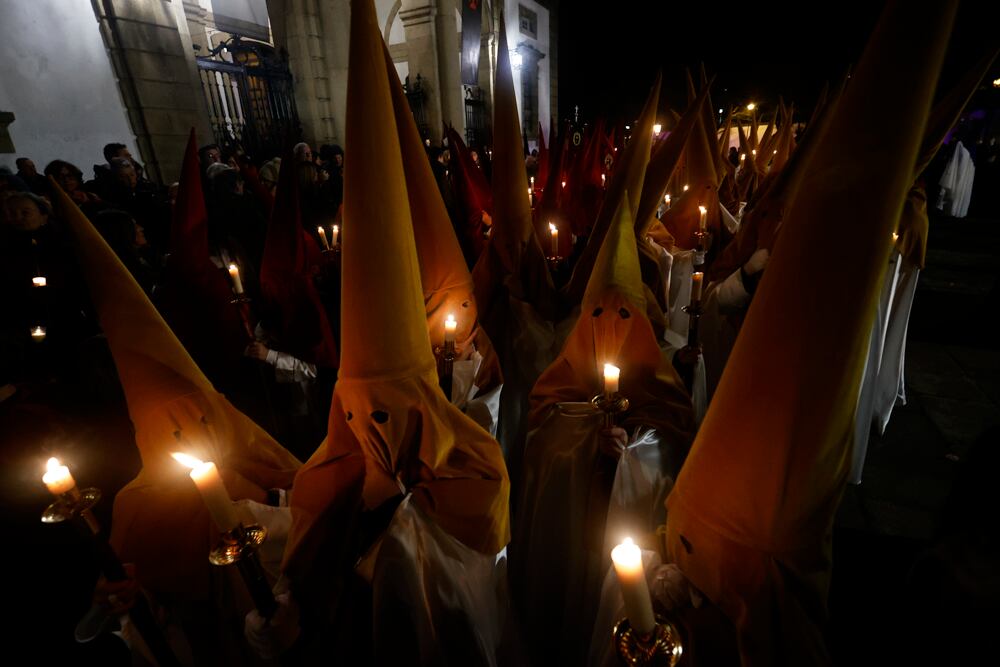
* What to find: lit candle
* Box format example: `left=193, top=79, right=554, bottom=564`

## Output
left=691, top=272, right=704, bottom=302
left=317, top=226, right=331, bottom=250
left=561, top=180, right=566, bottom=189
left=664, top=194, right=671, bottom=209
left=603, top=363, right=620, bottom=395
left=31, top=325, right=46, bottom=342
left=43, top=457, right=76, bottom=496
left=32, top=276, right=47, bottom=287
left=611, top=537, right=656, bottom=635
left=530, top=176, right=535, bottom=188
left=653, top=123, right=662, bottom=135
left=601, top=174, right=606, bottom=187
left=172, top=453, right=240, bottom=533
left=227, top=263, right=244, bottom=295
left=740, top=153, right=746, bottom=162
left=683, top=184, right=689, bottom=192
left=698, top=205, right=708, bottom=232
left=549, top=222, right=558, bottom=256
left=444, top=313, right=457, bottom=344
left=892, top=232, right=899, bottom=243
left=752, top=149, right=757, bottom=157
left=332, top=224, right=340, bottom=247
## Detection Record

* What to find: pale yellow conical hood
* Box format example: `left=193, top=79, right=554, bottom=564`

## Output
left=583, top=191, right=645, bottom=312
left=566, top=74, right=660, bottom=304
left=340, top=0, right=434, bottom=381
left=664, top=0, right=958, bottom=663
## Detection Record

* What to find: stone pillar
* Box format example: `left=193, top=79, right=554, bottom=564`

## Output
left=434, top=0, right=463, bottom=135
left=399, top=0, right=463, bottom=143
left=92, top=0, right=212, bottom=183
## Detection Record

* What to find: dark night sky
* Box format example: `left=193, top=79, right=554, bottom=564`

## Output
left=556, top=1, right=1000, bottom=125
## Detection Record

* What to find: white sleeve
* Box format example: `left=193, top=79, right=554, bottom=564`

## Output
left=264, top=349, right=318, bottom=383
left=714, top=268, right=751, bottom=313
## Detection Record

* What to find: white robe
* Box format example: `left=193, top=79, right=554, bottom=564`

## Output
left=937, top=141, right=975, bottom=218
left=450, top=348, right=503, bottom=437
left=872, top=259, right=920, bottom=434
left=850, top=250, right=902, bottom=484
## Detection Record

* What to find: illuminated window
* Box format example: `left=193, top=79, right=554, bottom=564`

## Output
left=519, top=5, right=537, bottom=38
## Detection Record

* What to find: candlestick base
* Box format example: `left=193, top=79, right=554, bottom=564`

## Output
left=613, top=615, right=684, bottom=666
left=591, top=392, right=630, bottom=428
left=41, top=487, right=101, bottom=524
left=209, top=523, right=268, bottom=566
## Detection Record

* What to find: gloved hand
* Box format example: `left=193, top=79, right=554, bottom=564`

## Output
left=244, top=592, right=301, bottom=659
left=598, top=426, right=629, bottom=459
left=650, top=563, right=703, bottom=611
left=743, top=247, right=770, bottom=275
left=93, top=563, right=140, bottom=616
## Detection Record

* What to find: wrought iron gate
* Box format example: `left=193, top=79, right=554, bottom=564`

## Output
left=404, top=74, right=430, bottom=141
left=196, top=37, right=301, bottom=160
left=464, top=85, right=491, bottom=149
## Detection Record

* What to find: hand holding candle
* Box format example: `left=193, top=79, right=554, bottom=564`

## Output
left=228, top=263, right=245, bottom=295
left=172, top=453, right=239, bottom=533
left=604, top=363, right=621, bottom=395
left=43, top=457, right=76, bottom=496
left=549, top=222, right=559, bottom=256
left=317, top=226, right=331, bottom=250
left=611, top=537, right=656, bottom=636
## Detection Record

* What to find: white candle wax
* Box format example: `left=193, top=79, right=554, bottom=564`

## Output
left=317, top=226, right=331, bottom=250
left=603, top=363, right=621, bottom=395
left=43, top=457, right=76, bottom=496
left=444, top=314, right=457, bottom=344
left=549, top=222, right=558, bottom=256
left=172, top=453, right=239, bottom=532
left=611, top=537, right=656, bottom=635
left=32, top=276, right=47, bottom=287
left=698, top=205, right=708, bottom=232
left=227, top=263, right=244, bottom=295
left=332, top=225, right=340, bottom=247
left=691, top=272, right=704, bottom=302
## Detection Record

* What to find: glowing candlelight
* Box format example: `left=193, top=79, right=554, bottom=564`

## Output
left=601, top=174, right=606, bottom=187
left=530, top=176, right=535, bottom=188
left=691, top=272, right=704, bottom=302
left=32, top=276, right=47, bottom=287
left=332, top=224, right=340, bottom=247
left=317, top=226, right=331, bottom=250
left=172, top=453, right=239, bottom=532
left=31, top=325, right=46, bottom=342
left=683, top=184, right=689, bottom=192
left=752, top=149, right=757, bottom=157
left=549, top=222, right=558, bottom=256
left=227, top=263, right=244, bottom=295
left=43, top=457, right=76, bottom=496
left=892, top=232, right=899, bottom=243
left=444, top=314, right=457, bottom=344
left=611, top=537, right=656, bottom=635
left=653, top=123, right=662, bottom=135
left=698, top=205, right=708, bottom=232
left=603, top=363, right=621, bottom=395
left=561, top=180, right=566, bottom=189
left=664, top=194, right=671, bottom=209
left=746, top=102, right=756, bottom=111
left=740, top=153, right=746, bottom=162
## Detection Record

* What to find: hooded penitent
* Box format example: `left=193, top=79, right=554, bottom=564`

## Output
left=50, top=177, right=300, bottom=598
left=383, top=43, right=502, bottom=397
left=514, top=194, right=694, bottom=665
left=285, top=0, right=509, bottom=588
left=445, top=124, right=493, bottom=261
left=662, top=1, right=957, bottom=663
left=259, top=147, right=339, bottom=368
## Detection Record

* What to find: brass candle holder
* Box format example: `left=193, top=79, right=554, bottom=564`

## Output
left=591, top=391, right=630, bottom=429
left=43, top=486, right=181, bottom=667
left=435, top=339, right=457, bottom=401
left=613, top=615, right=684, bottom=666
left=210, top=523, right=277, bottom=618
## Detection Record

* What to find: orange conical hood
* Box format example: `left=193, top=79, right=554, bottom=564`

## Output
left=664, top=0, right=957, bottom=663
left=339, top=0, right=433, bottom=381
left=51, top=177, right=299, bottom=595
left=565, top=74, right=660, bottom=305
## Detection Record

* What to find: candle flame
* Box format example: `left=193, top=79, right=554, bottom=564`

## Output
left=32, top=276, right=47, bottom=287
left=333, top=225, right=339, bottom=233
left=227, top=263, right=238, bottom=272
left=653, top=123, right=662, bottom=134
left=561, top=181, right=566, bottom=188
left=46, top=457, right=61, bottom=472
left=740, top=153, right=746, bottom=160
left=445, top=314, right=456, bottom=327
left=604, top=363, right=620, bottom=377
left=317, top=226, right=324, bottom=233
left=623, top=536, right=634, bottom=547
left=698, top=205, right=707, bottom=214
left=171, top=452, right=205, bottom=469
left=683, top=184, right=689, bottom=191
left=892, top=232, right=899, bottom=242
left=549, top=222, right=557, bottom=233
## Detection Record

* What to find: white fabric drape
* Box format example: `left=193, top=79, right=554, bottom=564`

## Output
left=937, top=141, right=975, bottom=218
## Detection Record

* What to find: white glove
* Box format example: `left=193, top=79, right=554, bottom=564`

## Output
left=744, top=247, right=770, bottom=275
left=244, top=592, right=301, bottom=659
left=650, top=563, right=703, bottom=611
